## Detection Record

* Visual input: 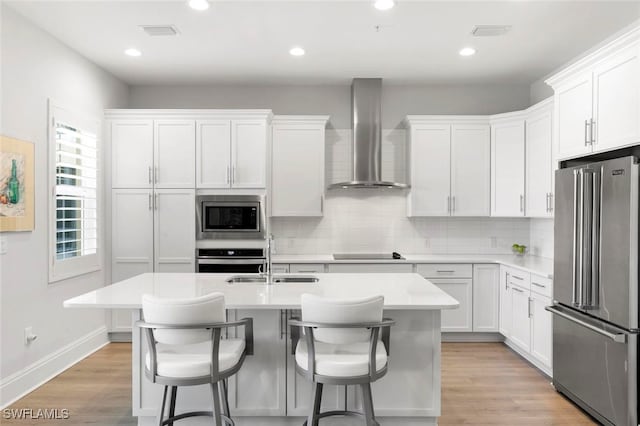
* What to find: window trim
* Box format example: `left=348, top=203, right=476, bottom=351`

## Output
left=48, top=100, right=102, bottom=283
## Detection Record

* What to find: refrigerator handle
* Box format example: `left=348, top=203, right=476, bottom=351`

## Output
left=545, top=306, right=626, bottom=343
left=590, top=169, right=601, bottom=308
left=572, top=170, right=581, bottom=307
left=581, top=170, right=593, bottom=308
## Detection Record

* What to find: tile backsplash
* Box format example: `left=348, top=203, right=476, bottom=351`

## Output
left=529, top=218, right=554, bottom=259
left=271, top=192, right=531, bottom=255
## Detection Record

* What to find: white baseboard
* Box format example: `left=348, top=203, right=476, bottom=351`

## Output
left=0, top=326, right=109, bottom=409
left=442, top=332, right=504, bottom=342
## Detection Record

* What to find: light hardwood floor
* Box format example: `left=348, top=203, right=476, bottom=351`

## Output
left=3, top=342, right=596, bottom=425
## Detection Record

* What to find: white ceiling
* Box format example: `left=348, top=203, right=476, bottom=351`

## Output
left=6, top=1, right=640, bottom=86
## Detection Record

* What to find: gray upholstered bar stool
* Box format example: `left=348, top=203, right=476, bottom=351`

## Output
left=137, top=292, right=253, bottom=426
left=289, top=294, right=394, bottom=426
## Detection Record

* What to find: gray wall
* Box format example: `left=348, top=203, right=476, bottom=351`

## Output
left=529, top=78, right=554, bottom=106
left=0, top=4, right=129, bottom=405
left=129, top=83, right=531, bottom=129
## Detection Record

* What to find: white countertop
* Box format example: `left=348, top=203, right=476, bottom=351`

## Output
left=64, top=273, right=460, bottom=311
left=272, top=254, right=554, bottom=279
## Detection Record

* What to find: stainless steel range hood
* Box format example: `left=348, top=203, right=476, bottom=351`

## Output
left=329, top=78, right=408, bottom=189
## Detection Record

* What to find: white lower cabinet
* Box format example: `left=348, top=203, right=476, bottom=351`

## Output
left=290, top=264, right=325, bottom=274
left=429, top=278, right=473, bottom=332
left=509, top=283, right=532, bottom=352
left=227, top=309, right=287, bottom=416
left=500, top=266, right=553, bottom=375
left=326, top=264, right=413, bottom=273
left=472, top=264, right=500, bottom=332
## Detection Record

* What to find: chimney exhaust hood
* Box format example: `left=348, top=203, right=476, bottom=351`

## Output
left=329, top=78, right=408, bottom=189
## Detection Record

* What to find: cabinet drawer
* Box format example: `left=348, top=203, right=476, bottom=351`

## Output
left=271, top=263, right=290, bottom=274
left=530, top=274, right=552, bottom=298
left=416, top=263, right=472, bottom=278
left=506, top=267, right=530, bottom=291
left=289, top=263, right=325, bottom=274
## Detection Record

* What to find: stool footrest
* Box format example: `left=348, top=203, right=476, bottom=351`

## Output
left=161, top=411, right=234, bottom=426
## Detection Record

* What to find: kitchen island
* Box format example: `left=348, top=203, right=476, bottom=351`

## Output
left=64, top=272, right=458, bottom=426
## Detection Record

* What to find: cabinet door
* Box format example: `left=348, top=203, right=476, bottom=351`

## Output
left=154, top=120, right=196, bottom=188
left=271, top=123, right=324, bottom=216
left=430, top=279, right=473, bottom=332
left=111, top=120, right=153, bottom=189
left=227, top=309, right=287, bottom=416
left=408, top=125, right=451, bottom=216
left=231, top=120, right=267, bottom=188
left=451, top=124, right=490, bottom=216
left=510, top=285, right=531, bottom=352
left=286, top=310, right=344, bottom=416
left=530, top=292, right=553, bottom=370
left=473, top=264, right=500, bottom=332
left=555, top=74, right=593, bottom=159
left=196, top=120, right=231, bottom=188
left=491, top=120, right=525, bottom=217
left=111, top=189, right=153, bottom=333
left=271, top=263, right=290, bottom=274
left=153, top=189, right=195, bottom=272
left=289, top=264, right=325, bottom=274
left=593, top=44, right=640, bottom=152
left=499, top=266, right=512, bottom=338
left=526, top=108, right=554, bottom=218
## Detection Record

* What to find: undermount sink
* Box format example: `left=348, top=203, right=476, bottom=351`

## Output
left=225, top=275, right=319, bottom=284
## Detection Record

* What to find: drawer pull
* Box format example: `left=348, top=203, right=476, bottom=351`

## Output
left=436, top=270, right=456, bottom=273
left=511, top=275, right=524, bottom=281
left=532, top=282, right=546, bottom=288
left=297, top=270, right=317, bottom=273
left=512, top=287, right=525, bottom=293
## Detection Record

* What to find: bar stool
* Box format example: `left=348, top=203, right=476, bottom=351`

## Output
left=137, top=292, right=253, bottom=426
left=289, top=294, right=394, bottom=426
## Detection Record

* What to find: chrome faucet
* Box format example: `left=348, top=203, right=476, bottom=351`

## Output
left=264, top=234, right=273, bottom=284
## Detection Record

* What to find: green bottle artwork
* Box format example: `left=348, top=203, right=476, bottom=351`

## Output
left=7, top=159, right=19, bottom=204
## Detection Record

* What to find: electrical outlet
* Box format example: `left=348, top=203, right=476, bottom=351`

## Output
left=24, top=327, right=37, bottom=345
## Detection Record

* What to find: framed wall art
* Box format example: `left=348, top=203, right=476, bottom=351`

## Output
left=0, top=135, right=35, bottom=232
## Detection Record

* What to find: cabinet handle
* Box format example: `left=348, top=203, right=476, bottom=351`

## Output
left=512, top=286, right=525, bottom=293
left=154, top=167, right=158, bottom=184
left=452, top=196, right=456, bottom=213
left=155, top=193, right=158, bottom=210
left=545, top=193, right=549, bottom=212
left=320, top=195, right=324, bottom=213
left=148, top=194, right=153, bottom=210
left=520, top=194, right=524, bottom=213
left=437, top=270, right=456, bottom=273
left=148, top=167, right=153, bottom=184
left=297, top=270, right=316, bottom=273
left=548, top=193, right=553, bottom=212
left=511, top=275, right=524, bottom=281
left=532, top=282, right=546, bottom=289
left=584, top=120, right=590, bottom=146
left=505, top=272, right=510, bottom=290
left=447, top=196, right=451, bottom=213
left=528, top=297, right=533, bottom=318
left=232, top=166, right=236, bottom=184
left=226, top=166, right=230, bottom=184
left=590, top=118, right=596, bottom=145
left=280, top=310, right=287, bottom=340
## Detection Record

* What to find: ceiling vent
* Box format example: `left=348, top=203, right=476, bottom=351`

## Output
left=140, top=25, right=180, bottom=37
left=471, top=25, right=511, bottom=37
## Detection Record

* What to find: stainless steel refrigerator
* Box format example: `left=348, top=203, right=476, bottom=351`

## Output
left=547, top=155, right=639, bottom=426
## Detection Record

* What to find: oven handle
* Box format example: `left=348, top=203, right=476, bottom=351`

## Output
left=196, top=259, right=265, bottom=265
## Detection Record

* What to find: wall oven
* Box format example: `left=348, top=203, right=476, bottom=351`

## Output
left=196, top=248, right=265, bottom=273
left=196, top=194, right=265, bottom=240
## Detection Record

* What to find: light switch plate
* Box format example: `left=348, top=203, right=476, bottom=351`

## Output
left=0, top=235, right=7, bottom=255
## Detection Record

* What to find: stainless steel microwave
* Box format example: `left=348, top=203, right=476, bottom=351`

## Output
left=196, top=194, right=265, bottom=240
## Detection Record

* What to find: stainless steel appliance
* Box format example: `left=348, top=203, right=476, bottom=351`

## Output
left=547, top=155, right=639, bottom=426
left=196, top=248, right=265, bottom=273
left=196, top=194, right=265, bottom=240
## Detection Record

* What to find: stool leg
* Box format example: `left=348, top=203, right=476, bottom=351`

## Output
left=308, top=382, right=323, bottom=426
left=168, top=386, right=177, bottom=426
left=157, top=385, right=168, bottom=426
left=220, top=379, right=231, bottom=418
left=210, top=382, right=223, bottom=426
left=361, top=383, right=377, bottom=426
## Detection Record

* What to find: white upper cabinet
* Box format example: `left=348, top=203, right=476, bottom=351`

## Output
left=526, top=100, right=554, bottom=218
left=491, top=115, right=525, bottom=217
left=271, top=116, right=328, bottom=217
left=154, top=120, right=195, bottom=188
left=406, top=118, right=489, bottom=217
left=450, top=124, right=491, bottom=216
left=592, top=44, right=640, bottom=152
left=195, top=118, right=268, bottom=189
left=554, top=73, right=593, bottom=159
left=196, top=120, right=232, bottom=188
left=547, top=30, right=640, bottom=159
left=111, top=120, right=154, bottom=189
left=232, top=119, right=267, bottom=188
left=407, top=123, right=451, bottom=216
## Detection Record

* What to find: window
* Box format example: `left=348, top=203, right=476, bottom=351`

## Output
left=49, top=102, right=101, bottom=282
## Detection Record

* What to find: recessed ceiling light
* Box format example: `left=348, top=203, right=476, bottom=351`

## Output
left=374, top=0, right=395, bottom=11
left=459, top=47, right=476, bottom=57
left=289, top=46, right=305, bottom=57
left=188, top=0, right=209, bottom=11
left=124, top=48, right=141, bottom=57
